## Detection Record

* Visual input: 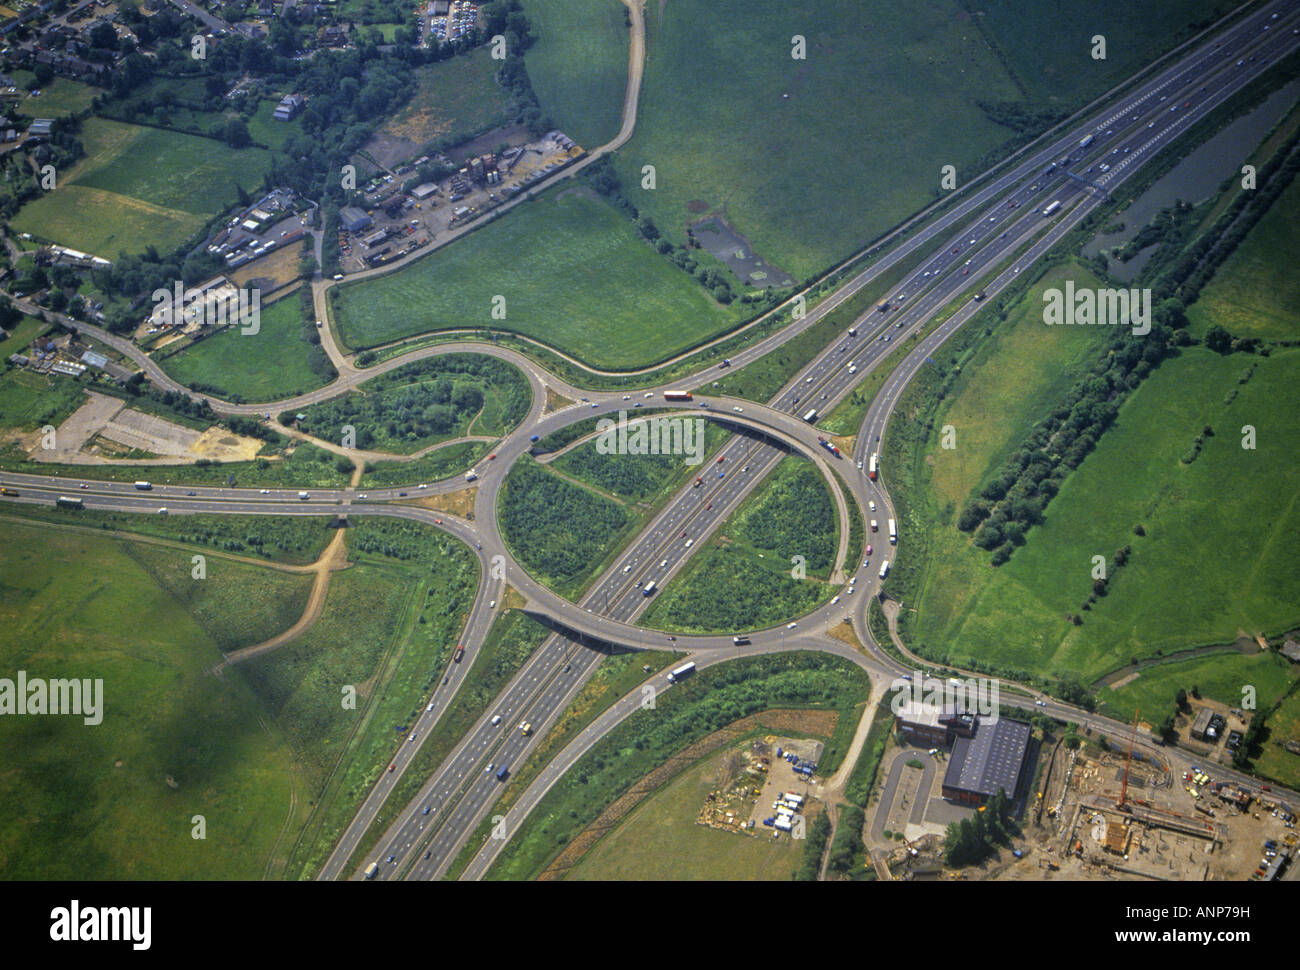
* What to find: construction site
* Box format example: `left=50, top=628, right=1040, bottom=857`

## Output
left=695, top=737, right=821, bottom=841
left=997, top=715, right=1296, bottom=882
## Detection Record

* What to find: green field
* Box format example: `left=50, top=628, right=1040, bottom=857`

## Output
left=1186, top=174, right=1300, bottom=341
left=0, top=368, right=87, bottom=431
left=360, top=440, right=492, bottom=487
left=292, top=353, right=530, bottom=454
left=330, top=188, right=742, bottom=367
left=251, top=518, right=480, bottom=879
left=1254, top=687, right=1300, bottom=791
left=11, top=118, right=274, bottom=257
left=565, top=745, right=804, bottom=880
left=610, top=0, right=1019, bottom=282
left=486, top=652, right=869, bottom=880
left=643, top=454, right=838, bottom=633
left=522, top=0, right=628, bottom=148
left=159, top=289, right=336, bottom=403
left=498, top=455, right=634, bottom=600
left=901, top=322, right=1300, bottom=684
left=13, top=74, right=98, bottom=117
left=0, top=519, right=318, bottom=879
left=977, top=0, right=1237, bottom=106
left=381, top=47, right=514, bottom=144
left=1102, top=651, right=1297, bottom=727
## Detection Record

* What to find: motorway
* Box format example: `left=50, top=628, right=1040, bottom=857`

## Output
left=6, top=0, right=1300, bottom=882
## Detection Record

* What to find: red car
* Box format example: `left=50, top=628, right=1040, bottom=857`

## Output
left=866, top=544, right=873, bottom=555
left=488, top=453, right=497, bottom=461
left=706, top=502, right=713, bottom=510
left=717, top=456, right=725, bottom=464
left=388, top=763, right=396, bottom=773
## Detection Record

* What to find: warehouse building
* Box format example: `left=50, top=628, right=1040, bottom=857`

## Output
left=941, top=716, right=1032, bottom=806
left=340, top=206, right=372, bottom=232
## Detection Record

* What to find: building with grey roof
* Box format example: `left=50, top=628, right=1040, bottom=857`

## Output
left=941, top=717, right=1032, bottom=806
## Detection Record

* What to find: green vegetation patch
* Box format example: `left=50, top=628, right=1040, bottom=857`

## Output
left=293, top=353, right=530, bottom=454
left=159, top=288, right=336, bottom=403
left=612, top=0, right=1020, bottom=280
left=330, top=188, right=742, bottom=368
left=644, top=455, right=838, bottom=633
left=486, top=652, right=870, bottom=880
left=0, top=519, right=317, bottom=879
left=522, top=0, right=628, bottom=148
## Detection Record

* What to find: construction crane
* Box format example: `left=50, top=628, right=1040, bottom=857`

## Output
left=1118, top=708, right=1140, bottom=811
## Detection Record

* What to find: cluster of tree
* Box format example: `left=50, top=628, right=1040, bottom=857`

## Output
left=958, top=307, right=1182, bottom=564
left=740, top=460, right=836, bottom=573
left=943, top=788, right=1015, bottom=867
left=826, top=805, right=866, bottom=875
left=584, top=157, right=737, bottom=304
left=499, top=459, right=631, bottom=588
left=121, top=372, right=216, bottom=423
left=794, top=813, right=833, bottom=881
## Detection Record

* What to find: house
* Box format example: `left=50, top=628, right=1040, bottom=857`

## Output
left=318, top=23, right=348, bottom=47
left=272, top=93, right=305, bottom=121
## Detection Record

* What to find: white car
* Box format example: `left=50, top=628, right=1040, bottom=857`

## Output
left=426, top=702, right=434, bottom=712
left=869, top=501, right=876, bottom=512
left=418, top=483, right=427, bottom=489
left=488, top=600, right=496, bottom=609
left=490, top=715, right=502, bottom=726
left=408, top=733, right=416, bottom=742
left=260, top=489, right=270, bottom=494
left=786, top=622, right=797, bottom=629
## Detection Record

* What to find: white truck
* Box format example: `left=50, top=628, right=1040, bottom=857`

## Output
left=888, top=519, right=897, bottom=544
left=878, top=560, right=891, bottom=580
left=134, top=481, right=152, bottom=490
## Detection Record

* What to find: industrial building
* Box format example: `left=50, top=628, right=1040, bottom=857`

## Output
left=894, top=697, right=975, bottom=748
left=941, top=716, right=1032, bottom=806
left=340, top=206, right=373, bottom=233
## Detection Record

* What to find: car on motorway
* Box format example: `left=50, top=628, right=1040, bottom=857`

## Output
left=1035, top=700, right=1047, bottom=707
left=186, top=491, right=196, bottom=496
left=418, top=483, right=427, bottom=489
left=157, top=507, right=168, bottom=514
left=530, top=434, right=540, bottom=442
left=426, top=702, right=434, bottom=712
left=260, top=489, right=270, bottom=494
left=388, top=763, right=396, bottom=772
left=786, top=622, right=797, bottom=629
left=866, top=544, right=872, bottom=555
left=422, top=806, right=430, bottom=815
left=408, top=733, right=416, bottom=742
left=488, top=454, right=496, bottom=460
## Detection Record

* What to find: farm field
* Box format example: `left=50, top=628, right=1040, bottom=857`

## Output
left=522, top=0, right=628, bottom=149
left=292, top=353, right=530, bottom=454
left=0, top=518, right=317, bottom=879
left=158, top=289, right=335, bottom=403
left=10, top=119, right=274, bottom=257
left=903, top=339, right=1300, bottom=685
left=978, top=0, right=1237, bottom=106
left=1101, top=650, right=1297, bottom=727
left=381, top=47, right=513, bottom=145
left=330, top=188, right=741, bottom=368
left=609, top=0, right=1020, bottom=282
left=565, top=746, right=804, bottom=881
left=1186, top=174, right=1300, bottom=341
left=239, top=518, right=479, bottom=880
left=643, top=454, right=838, bottom=634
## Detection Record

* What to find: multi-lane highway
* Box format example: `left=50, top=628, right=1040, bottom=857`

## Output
left=5, top=0, right=1300, bottom=882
